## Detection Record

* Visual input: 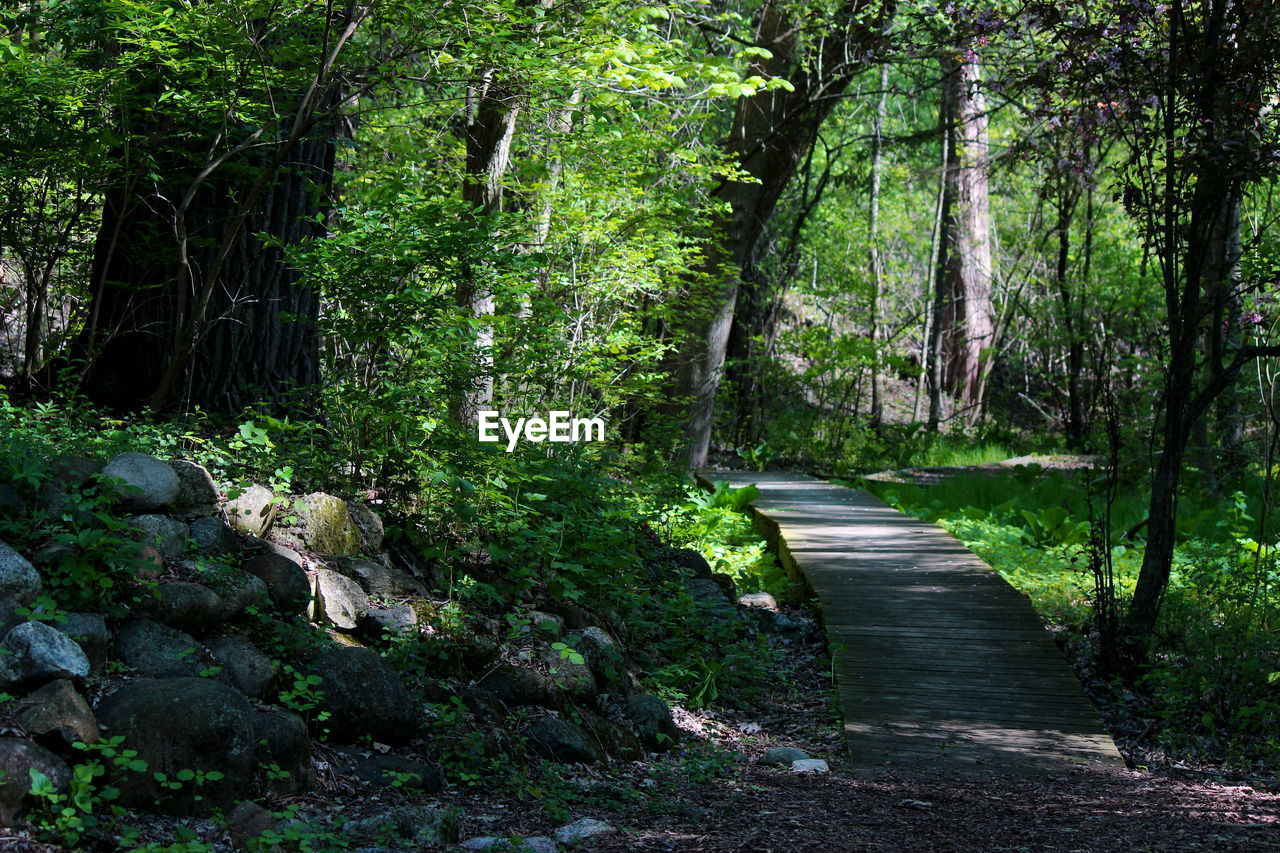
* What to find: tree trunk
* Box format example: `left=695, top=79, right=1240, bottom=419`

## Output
left=867, top=62, right=889, bottom=428
left=938, top=54, right=994, bottom=425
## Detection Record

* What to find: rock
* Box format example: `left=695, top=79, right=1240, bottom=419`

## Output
left=667, top=547, right=713, bottom=579
left=461, top=837, right=557, bottom=853
left=308, top=646, right=415, bottom=743
left=48, top=456, right=99, bottom=490
left=361, top=603, right=418, bottom=638
left=309, top=570, right=369, bottom=631
left=145, top=581, right=224, bottom=634
left=0, top=738, right=69, bottom=825
left=755, top=609, right=811, bottom=636
left=204, top=635, right=277, bottom=699
left=333, top=747, right=441, bottom=792
left=113, top=619, right=217, bottom=679
left=554, top=818, right=616, bottom=844
left=246, top=537, right=304, bottom=567
left=476, top=664, right=553, bottom=708
left=94, top=677, right=256, bottom=814
left=210, top=570, right=269, bottom=620
left=189, top=517, right=239, bottom=557
left=577, top=712, right=642, bottom=762
left=624, top=694, right=679, bottom=752
left=130, top=544, right=166, bottom=580
left=227, top=800, right=277, bottom=851
left=537, top=600, right=595, bottom=631
left=0, top=542, right=41, bottom=605
left=0, top=484, right=26, bottom=521
left=59, top=612, right=109, bottom=675
left=791, top=758, right=829, bottom=773
left=526, top=716, right=598, bottom=765
left=686, top=578, right=737, bottom=621
left=242, top=553, right=311, bottom=615
left=526, top=610, right=564, bottom=637
left=737, top=591, right=778, bottom=611
left=102, top=452, right=180, bottom=512
left=127, top=514, right=189, bottom=560
left=568, top=627, right=625, bottom=686
left=167, top=460, right=219, bottom=519
left=345, top=502, right=384, bottom=554
left=1, top=622, right=90, bottom=683
left=758, top=746, right=809, bottom=766
left=342, top=804, right=459, bottom=848
left=224, top=484, right=277, bottom=537
left=540, top=647, right=595, bottom=698
left=252, top=707, right=314, bottom=795
left=320, top=555, right=426, bottom=597
left=275, top=493, right=361, bottom=555
left=13, top=679, right=100, bottom=749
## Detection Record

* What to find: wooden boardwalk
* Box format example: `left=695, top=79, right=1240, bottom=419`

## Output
left=699, top=471, right=1123, bottom=774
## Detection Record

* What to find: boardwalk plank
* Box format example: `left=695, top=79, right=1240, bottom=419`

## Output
left=697, top=470, right=1124, bottom=774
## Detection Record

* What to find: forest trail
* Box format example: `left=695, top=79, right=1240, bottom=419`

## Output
left=697, top=470, right=1123, bottom=774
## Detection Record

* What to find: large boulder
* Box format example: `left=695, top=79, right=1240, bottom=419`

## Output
left=59, top=612, right=109, bottom=675
left=475, top=664, right=554, bottom=708
left=525, top=716, right=598, bottom=764
left=361, top=603, right=418, bottom=638
left=143, top=581, right=224, bottom=634
left=0, top=542, right=41, bottom=605
left=320, top=556, right=426, bottom=597
left=252, top=707, right=314, bottom=795
left=189, top=517, right=238, bottom=557
left=0, top=738, right=69, bottom=825
left=102, top=452, right=180, bottom=513
left=209, top=570, right=269, bottom=620
left=624, top=694, right=679, bottom=752
left=307, top=646, right=415, bottom=744
left=127, top=514, right=189, bottom=560
left=204, top=635, right=278, bottom=699
left=223, top=485, right=277, bottom=537
left=345, top=502, right=385, bottom=554
left=113, top=619, right=218, bottom=679
left=13, top=679, right=100, bottom=749
left=274, top=493, right=362, bottom=555
left=242, top=553, right=311, bottom=615
left=309, top=570, right=369, bottom=631
left=94, top=677, right=256, bottom=814
left=166, top=460, right=219, bottom=519
left=0, top=622, right=90, bottom=684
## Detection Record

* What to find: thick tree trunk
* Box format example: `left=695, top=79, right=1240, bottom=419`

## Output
left=938, top=54, right=994, bottom=425
left=679, top=0, right=892, bottom=468
left=867, top=62, right=889, bottom=428
left=79, top=131, right=335, bottom=412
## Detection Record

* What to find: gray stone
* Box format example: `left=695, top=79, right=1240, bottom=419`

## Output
left=166, top=460, right=219, bottom=518
left=624, top=694, right=679, bottom=752
left=13, top=679, right=100, bottom=748
left=737, top=591, right=778, bottom=611
left=113, top=619, right=217, bottom=679
left=540, top=646, right=595, bottom=699
left=526, top=716, right=598, bottom=765
left=102, top=452, right=180, bottom=512
left=477, top=664, right=553, bottom=708
left=204, top=635, right=277, bottom=699
left=320, top=555, right=426, bottom=597
left=342, top=804, right=458, bottom=848
left=0, top=737, right=69, bottom=825
left=790, top=758, right=829, bottom=773
left=189, top=516, right=238, bottom=557
left=0, top=542, right=41, bottom=605
left=227, top=800, right=277, bottom=851
left=60, top=612, right=109, bottom=674
left=242, top=553, right=311, bottom=615
left=346, top=501, right=384, bottom=554
left=246, top=537, right=304, bottom=566
left=252, top=707, right=314, bottom=795
left=210, top=570, right=269, bottom=620
left=361, top=603, right=418, bottom=638
left=758, top=746, right=809, bottom=766
left=332, top=746, right=441, bottom=792
left=1, top=621, right=90, bottom=683
left=274, top=493, right=361, bottom=555
left=224, top=484, right=277, bottom=537
left=577, top=712, right=642, bottom=762
left=686, top=578, right=737, bottom=621
left=567, top=627, right=624, bottom=686
left=145, top=581, right=224, bottom=634
left=308, top=646, right=415, bottom=744
left=127, top=514, right=189, bottom=560
left=48, top=456, right=98, bottom=489
left=309, top=570, right=369, bottom=631
left=554, top=818, right=616, bottom=844
left=526, top=610, right=564, bottom=637
left=94, top=677, right=256, bottom=814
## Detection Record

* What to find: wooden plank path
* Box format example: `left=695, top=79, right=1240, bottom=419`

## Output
left=698, top=470, right=1124, bottom=775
